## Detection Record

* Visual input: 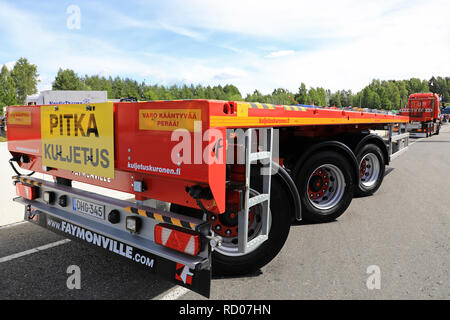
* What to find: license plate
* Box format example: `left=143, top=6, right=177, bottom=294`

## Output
left=72, top=198, right=105, bottom=220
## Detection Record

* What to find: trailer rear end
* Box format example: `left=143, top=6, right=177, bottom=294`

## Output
left=4, top=99, right=409, bottom=297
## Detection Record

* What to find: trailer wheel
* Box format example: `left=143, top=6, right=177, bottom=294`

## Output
left=295, top=151, right=355, bottom=223
left=211, top=173, right=292, bottom=276
left=172, top=170, right=293, bottom=276
left=355, top=144, right=385, bottom=197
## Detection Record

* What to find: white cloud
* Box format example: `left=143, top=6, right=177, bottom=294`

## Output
left=157, top=22, right=205, bottom=41
left=150, top=0, right=450, bottom=93
left=0, top=0, right=448, bottom=97
left=1, top=61, right=16, bottom=70
left=88, top=4, right=205, bottom=40
left=265, top=50, right=295, bottom=59
left=155, top=0, right=407, bottom=40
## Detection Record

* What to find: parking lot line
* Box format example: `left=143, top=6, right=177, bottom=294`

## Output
left=156, top=286, right=190, bottom=300
left=0, top=221, right=28, bottom=230
left=0, top=239, right=71, bottom=263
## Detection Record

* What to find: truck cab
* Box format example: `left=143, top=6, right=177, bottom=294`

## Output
left=399, top=93, right=441, bottom=137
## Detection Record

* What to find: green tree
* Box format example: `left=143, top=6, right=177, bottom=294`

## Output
left=352, top=92, right=362, bottom=107
left=223, top=84, right=242, bottom=100
left=143, top=88, right=159, bottom=100
left=53, top=68, right=84, bottom=90
left=315, top=88, right=327, bottom=106
left=406, top=78, right=429, bottom=94
left=10, top=58, right=39, bottom=104
left=0, top=66, right=6, bottom=110
left=294, top=83, right=309, bottom=104
left=338, top=90, right=352, bottom=107
left=0, top=65, right=18, bottom=109
left=329, top=92, right=342, bottom=107
left=245, top=89, right=264, bottom=103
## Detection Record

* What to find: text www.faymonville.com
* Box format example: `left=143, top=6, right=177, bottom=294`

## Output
left=46, top=218, right=154, bottom=268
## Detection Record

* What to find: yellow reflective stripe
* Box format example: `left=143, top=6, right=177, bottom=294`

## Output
left=154, top=213, right=164, bottom=222
left=249, top=103, right=276, bottom=109
left=137, top=209, right=147, bottom=217
left=237, top=102, right=249, bottom=117
left=171, top=218, right=182, bottom=227
left=284, top=106, right=307, bottom=111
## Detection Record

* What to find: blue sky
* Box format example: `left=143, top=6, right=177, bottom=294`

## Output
left=0, top=0, right=449, bottom=96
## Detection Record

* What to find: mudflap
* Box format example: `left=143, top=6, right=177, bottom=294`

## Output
left=23, top=205, right=211, bottom=298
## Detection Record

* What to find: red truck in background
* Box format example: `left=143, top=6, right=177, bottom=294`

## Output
left=399, top=93, right=441, bottom=137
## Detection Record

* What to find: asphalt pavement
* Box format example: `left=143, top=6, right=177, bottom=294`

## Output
left=0, top=126, right=449, bottom=300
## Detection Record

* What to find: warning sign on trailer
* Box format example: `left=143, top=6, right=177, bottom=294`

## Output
left=139, top=109, right=202, bottom=132
left=8, top=110, right=32, bottom=125
left=40, top=103, right=115, bottom=178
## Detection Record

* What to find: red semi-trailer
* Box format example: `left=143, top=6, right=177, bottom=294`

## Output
left=399, top=93, right=441, bottom=137
left=2, top=100, right=409, bottom=297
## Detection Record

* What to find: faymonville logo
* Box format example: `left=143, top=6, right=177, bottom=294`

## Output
left=47, top=218, right=154, bottom=268
left=71, top=171, right=112, bottom=183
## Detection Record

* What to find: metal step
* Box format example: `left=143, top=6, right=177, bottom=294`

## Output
left=249, top=151, right=271, bottom=162
left=248, top=194, right=269, bottom=207
left=237, top=128, right=273, bottom=253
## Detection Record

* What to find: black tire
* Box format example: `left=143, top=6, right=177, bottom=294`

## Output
left=295, top=151, right=355, bottom=223
left=436, top=124, right=440, bottom=135
left=355, top=144, right=385, bottom=197
left=212, top=173, right=293, bottom=276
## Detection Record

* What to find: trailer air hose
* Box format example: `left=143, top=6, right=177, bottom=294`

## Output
left=9, top=158, right=35, bottom=177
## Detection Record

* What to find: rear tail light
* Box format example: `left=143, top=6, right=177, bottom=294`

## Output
left=154, top=224, right=201, bottom=256
left=15, top=183, right=38, bottom=200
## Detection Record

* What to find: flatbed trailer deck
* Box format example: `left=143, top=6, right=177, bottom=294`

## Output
left=4, top=99, right=409, bottom=297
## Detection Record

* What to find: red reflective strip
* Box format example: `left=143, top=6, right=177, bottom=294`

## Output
left=166, top=230, right=190, bottom=252
left=154, top=224, right=200, bottom=256
left=154, top=224, right=163, bottom=245
left=15, top=183, right=37, bottom=200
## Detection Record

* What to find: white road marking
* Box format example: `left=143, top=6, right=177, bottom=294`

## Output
left=0, top=239, right=71, bottom=263
left=156, top=286, right=190, bottom=300
left=0, top=221, right=28, bottom=230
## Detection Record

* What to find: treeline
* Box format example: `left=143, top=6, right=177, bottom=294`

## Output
left=1, top=58, right=449, bottom=115
left=52, top=68, right=243, bottom=101
left=52, top=68, right=450, bottom=110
